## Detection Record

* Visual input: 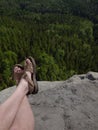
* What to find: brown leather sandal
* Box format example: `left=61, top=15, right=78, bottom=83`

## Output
left=13, top=64, right=35, bottom=95
left=13, top=56, right=38, bottom=95
left=24, top=56, right=38, bottom=94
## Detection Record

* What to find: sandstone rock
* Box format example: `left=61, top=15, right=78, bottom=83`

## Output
left=0, top=72, right=98, bottom=130
left=86, top=71, right=98, bottom=80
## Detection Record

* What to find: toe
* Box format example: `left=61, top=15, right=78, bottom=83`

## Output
left=26, top=58, right=32, bottom=64
left=14, top=66, right=18, bottom=73
left=14, top=66, right=23, bottom=73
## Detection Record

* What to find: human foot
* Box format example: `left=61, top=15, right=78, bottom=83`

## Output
left=24, top=56, right=38, bottom=94
left=13, top=63, right=34, bottom=94
left=13, top=63, right=33, bottom=95
left=13, top=64, right=24, bottom=85
left=13, top=56, right=38, bottom=95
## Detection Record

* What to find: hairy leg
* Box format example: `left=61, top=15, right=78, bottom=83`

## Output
left=0, top=79, right=28, bottom=130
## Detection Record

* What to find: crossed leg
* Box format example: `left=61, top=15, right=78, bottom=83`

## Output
left=10, top=60, right=35, bottom=130
left=0, top=59, right=35, bottom=130
left=10, top=96, right=34, bottom=130
left=0, top=79, right=31, bottom=130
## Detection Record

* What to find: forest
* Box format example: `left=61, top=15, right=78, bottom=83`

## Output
left=0, top=0, right=98, bottom=90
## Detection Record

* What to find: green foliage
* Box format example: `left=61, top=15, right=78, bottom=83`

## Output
left=0, top=0, right=97, bottom=23
left=0, top=0, right=98, bottom=90
left=0, top=50, right=17, bottom=90
left=37, top=52, right=60, bottom=80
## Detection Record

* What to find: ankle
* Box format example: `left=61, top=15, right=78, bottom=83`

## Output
left=17, top=79, right=29, bottom=95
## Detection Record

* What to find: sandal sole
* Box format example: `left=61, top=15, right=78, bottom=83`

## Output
left=28, top=56, right=39, bottom=94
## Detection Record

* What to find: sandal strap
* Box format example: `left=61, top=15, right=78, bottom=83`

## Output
left=24, top=63, right=33, bottom=73
left=24, top=56, right=38, bottom=94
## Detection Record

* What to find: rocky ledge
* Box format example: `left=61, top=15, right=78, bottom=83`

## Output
left=0, top=71, right=98, bottom=130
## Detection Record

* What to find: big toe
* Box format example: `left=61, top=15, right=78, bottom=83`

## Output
left=14, top=66, right=23, bottom=73
left=26, top=58, right=32, bottom=64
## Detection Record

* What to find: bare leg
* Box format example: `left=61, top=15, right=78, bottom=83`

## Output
left=0, top=79, right=28, bottom=130
left=0, top=58, right=35, bottom=130
left=10, top=96, right=34, bottom=130
left=10, top=60, right=35, bottom=130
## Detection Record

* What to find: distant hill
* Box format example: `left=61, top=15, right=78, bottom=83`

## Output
left=0, top=0, right=98, bottom=22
